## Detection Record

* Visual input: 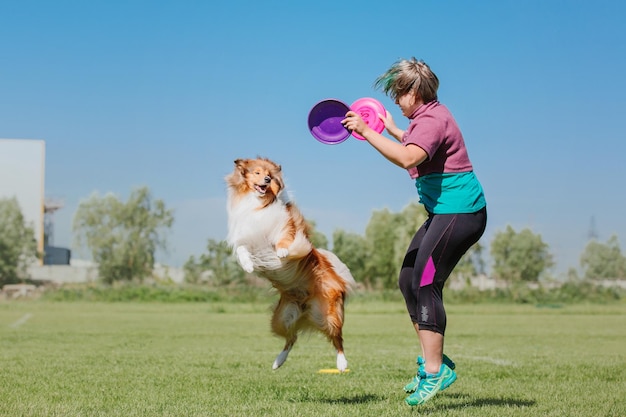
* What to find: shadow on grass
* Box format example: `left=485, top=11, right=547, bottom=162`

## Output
left=436, top=392, right=536, bottom=410
left=308, top=394, right=385, bottom=405
left=300, top=392, right=535, bottom=409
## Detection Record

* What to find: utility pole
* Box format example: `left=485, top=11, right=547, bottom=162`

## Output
left=587, top=215, right=599, bottom=241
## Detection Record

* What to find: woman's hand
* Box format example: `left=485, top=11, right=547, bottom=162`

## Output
left=341, top=111, right=370, bottom=137
left=379, top=110, right=404, bottom=142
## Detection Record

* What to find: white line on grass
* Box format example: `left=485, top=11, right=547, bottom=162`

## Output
left=459, top=355, right=515, bottom=366
left=10, top=313, right=33, bottom=328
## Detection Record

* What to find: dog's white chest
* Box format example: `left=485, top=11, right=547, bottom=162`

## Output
left=227, top=194, right=289, bottom=248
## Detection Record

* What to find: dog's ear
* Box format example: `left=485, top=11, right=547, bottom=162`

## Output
left=268, top=160, right=281, bottom=173
left=234, top=159, right=248, bottom=174
left=269, top=176, right=282, bottom=198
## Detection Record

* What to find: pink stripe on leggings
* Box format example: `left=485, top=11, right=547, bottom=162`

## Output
left=420, top=256, right=436, bottom=287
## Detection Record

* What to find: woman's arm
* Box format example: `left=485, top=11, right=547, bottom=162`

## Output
left=379, top=110, right=404, bottom=142
left=342, top=111, right=427, bottom=169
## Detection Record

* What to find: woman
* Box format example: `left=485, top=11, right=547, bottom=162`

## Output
left=342, top=57, right=487, bottom=406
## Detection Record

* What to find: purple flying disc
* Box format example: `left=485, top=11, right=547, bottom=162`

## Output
left=307, top=99, right=351, bottom=145
left=350, top=97, right=386, bottom=140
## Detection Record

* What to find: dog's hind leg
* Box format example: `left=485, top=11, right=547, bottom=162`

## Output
left=272, top=341, right=295, bottom=370
left=321, top=325, right=347, bottom=372
left=327, top=296, right=348, bottom=372
left=310, top=295, right=349, bottom=372
left=270, top=298, right=301, bottom=370
left=330, top=329, right=348, bottom=372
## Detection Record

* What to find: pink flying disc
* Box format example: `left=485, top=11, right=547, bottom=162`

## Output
left=307, top=99, right=351, bottom=145
left=350, top=97, right=386, bottom=140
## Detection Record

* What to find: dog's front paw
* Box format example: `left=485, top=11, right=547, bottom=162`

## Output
left=276, top=247, right=289, bottom=258
left=236, top=246, right=254, bottom=273
left=240, top=259, right=254, bottom=273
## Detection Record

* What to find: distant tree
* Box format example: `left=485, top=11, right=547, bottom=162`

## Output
left=392, top=202, right=429, bottom=265
left=566, top=267, right=582, bottom=282
left=364, top=208, right=402, bottom=289
left=490, top=225, right=554, bottom=282
left=0, top=197, right=38, bottom=286
left=332, top=202, right=430, bottom=289
left=357, top=202, right=430, bottom=289
left=72, top=187, right=174, bottom=284
left=453, top=241, right=487, bottom=281
left=580, top=235, right=626, bottom=280
left=183, top=239, right=244, bottom=285
left=307, top=219, right=328, bottom=249
left=183, top=255, right=205, bottom=285
left=332, top=229, right=368, bottom=286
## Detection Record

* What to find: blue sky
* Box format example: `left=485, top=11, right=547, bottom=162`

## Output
left=1, top=1, right=625, bottom=276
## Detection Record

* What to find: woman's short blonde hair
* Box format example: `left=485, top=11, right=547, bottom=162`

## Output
left=374, top=57, right=439, bottom=103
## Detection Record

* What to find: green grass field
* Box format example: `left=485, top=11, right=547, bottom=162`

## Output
left=1, top=299, right=625, bottom=417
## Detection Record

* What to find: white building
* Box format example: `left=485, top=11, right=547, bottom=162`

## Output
left=0, top=138, right=46, bottom=261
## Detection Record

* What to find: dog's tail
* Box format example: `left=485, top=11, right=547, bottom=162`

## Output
left=317, top=249, right=357, bottom=295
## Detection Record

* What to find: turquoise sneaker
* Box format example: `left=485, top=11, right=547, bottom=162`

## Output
left=405, top=363, right=457, bottom=407
left=403, top=354, right=456, bottom=393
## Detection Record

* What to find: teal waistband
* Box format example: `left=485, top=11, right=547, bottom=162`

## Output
left=415, top=171, right=486, bottom=214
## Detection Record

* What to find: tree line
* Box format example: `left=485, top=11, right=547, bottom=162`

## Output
left=1, top=187, right=625, bottom=288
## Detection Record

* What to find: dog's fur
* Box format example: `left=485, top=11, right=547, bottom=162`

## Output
left=225, top=157, right=355, bottom=371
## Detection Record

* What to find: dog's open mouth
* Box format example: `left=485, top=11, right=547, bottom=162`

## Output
left=255, top=184, right=268, bottom=195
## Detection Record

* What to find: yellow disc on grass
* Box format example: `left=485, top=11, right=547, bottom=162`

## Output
left=317, top=369, right=350, bottom=374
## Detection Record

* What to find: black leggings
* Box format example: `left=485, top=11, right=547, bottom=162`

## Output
left=398, top=207, right=487, bottom=335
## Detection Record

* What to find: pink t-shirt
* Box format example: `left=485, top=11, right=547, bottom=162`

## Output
left=402, top=101, right=473, bottom=179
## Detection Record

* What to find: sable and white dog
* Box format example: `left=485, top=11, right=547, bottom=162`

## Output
left=225, top=157, right=355, bottom=372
